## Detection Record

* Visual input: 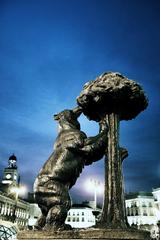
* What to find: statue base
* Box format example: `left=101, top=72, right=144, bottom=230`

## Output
left=17, top=228, right=150, bottom=240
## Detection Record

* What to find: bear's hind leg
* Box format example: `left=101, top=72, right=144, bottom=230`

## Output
left=34, top=204, right=47, bottom=230
left=44, top=204, right=72, bottom=230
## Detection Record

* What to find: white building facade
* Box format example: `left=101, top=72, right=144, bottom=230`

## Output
left=28, top=203, right=41, bottom=228
left=0, top=154, right=30, bottom=229
left=0, top=191, right=30, bottom=228
left=152, top=188, right=160, bottom=222
left=65, top=205, right=95, bottom=228
left=125, top=194, right=156, bottom=226
left=125, top=191, right=160, bottom=239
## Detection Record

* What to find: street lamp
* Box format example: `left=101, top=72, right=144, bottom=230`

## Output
left=85, top=178, right=103, bottom=210
left=10, top=185, right=27, bottom=223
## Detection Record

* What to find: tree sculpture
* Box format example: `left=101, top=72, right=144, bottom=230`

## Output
left=77, top=72, right=148, bottom=228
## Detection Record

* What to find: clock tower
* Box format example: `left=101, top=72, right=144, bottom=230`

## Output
left=2, top=154, right=20, bottom=187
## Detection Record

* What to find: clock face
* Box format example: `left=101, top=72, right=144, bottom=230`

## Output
left=10, top=160, right=16, bottom=164
left=6, top=174, right=11, bottom=179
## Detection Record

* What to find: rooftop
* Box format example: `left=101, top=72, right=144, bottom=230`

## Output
left=9, top=154, right=17, bottom=161
left=152, top=187, right=160, bottom=192
left=125, top=191, right=153, bottom=200
left=71, top=203, right=92, bottom=209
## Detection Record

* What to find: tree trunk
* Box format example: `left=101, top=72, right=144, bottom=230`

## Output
left=99, top=113, right=128, bottom=228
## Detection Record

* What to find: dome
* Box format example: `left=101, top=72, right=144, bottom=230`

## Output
left=9, top=154, right=17, bottom=161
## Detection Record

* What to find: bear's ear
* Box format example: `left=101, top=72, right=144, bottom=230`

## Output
left=72, top=106, right=82, bottom=118
left=54, top=114, right=59, bottom=120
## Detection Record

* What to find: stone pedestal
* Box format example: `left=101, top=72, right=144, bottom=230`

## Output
left=17, top=228, right=150, bottom=240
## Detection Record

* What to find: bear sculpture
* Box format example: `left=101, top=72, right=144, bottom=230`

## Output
left=34, top=106, right=108, bottom=230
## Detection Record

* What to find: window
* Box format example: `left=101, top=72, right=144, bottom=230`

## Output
left=130, top=209, right=134, bottom=216
left=150, top=211, right=154, bottom=216
left=142, top=202, right=146, bottom=207
left=143, top=210, right=147, bottom=216
left=149, top=202, right=152, bottom=207
left=82, top=217, right=84, bottom=222
left=82, top=212, right=84, bottom=216
left=126, top=207, right=130, bottom=216
left=131, top=202, right=137, bottom=207
left=135, top=208, right=139, bottom=216
left=67, top=217, right=70, bottom=222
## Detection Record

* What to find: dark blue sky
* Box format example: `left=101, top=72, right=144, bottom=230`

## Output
left=0, top=0, right=160, bottom=203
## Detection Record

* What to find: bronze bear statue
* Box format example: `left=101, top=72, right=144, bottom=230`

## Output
left=34, top=106, right=108, bottom=230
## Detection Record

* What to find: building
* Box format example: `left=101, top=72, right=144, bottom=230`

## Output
left=28, top=203, right=41, bottom=229
left=1, top=154, right=20, bottom=195
left=152, top=188, right=160, bottom=222
left=65, top=204, right=96, bottom=228
left=0, top=154, right=30, bottom=229
left=0, top=190, right=30, bottom=229
left=125, top=192, right=156, bottom=226
left=125, top=191, right=159, bottom=239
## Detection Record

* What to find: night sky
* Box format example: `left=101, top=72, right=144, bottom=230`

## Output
left=0, top=0, right=160, bottom=203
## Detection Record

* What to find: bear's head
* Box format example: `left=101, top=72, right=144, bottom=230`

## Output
left=54, top=106, right=82, bottom=130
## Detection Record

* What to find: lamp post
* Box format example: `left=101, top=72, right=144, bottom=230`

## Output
left=85, top=178, right=103, bottom=210
left=91, top=179, right=100, bottom=210
left=10, top=186, right=27, bottom=223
